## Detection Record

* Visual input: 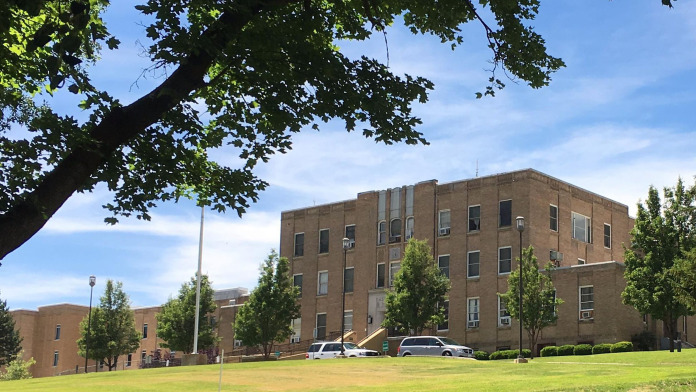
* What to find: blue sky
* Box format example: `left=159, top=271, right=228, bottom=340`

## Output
left=1, top=1, right=695, bottom=310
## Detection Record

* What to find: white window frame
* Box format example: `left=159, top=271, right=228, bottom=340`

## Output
left=405, top=216, right=415, bottom=240
left=126, top=353, right=132, bottom=367
left=498, top=296, right=511, bottom=327
left=604, top=223, right=611, bottom=249
left=579, top=285, right=594, bottom=311
left=319, top=228, right=330, bottom=253
left=315, top=313, right=327, bottom=340
left=550, top=204, right=558, bottom=232
left=467, top=250, right=480, bottom=279
left=468, top=205, right=481, bottom=232
left=376, top=263, right=386, bottom=288
left=390, top=218, right=402, bottom=242
left=141, top=350, right=147, bottom=361
left=291, top=318, right=301, bottom=342
left=578, top=258, right=586, bottom=265
left=438, top=254, right=450, bottom=278
left=317, top=270, right=328, bottom=296
left=345, top=225, right=356, bottom=248
left=377, top=221, right=386, bottom=245
left=572, top=212, right=591, bottom=243
left=438, top=210, right=451, bottom=236
left=389, top=261, right=401, bottom=287
left=294, top=232, right=305, bottom=257
left=343, top=310, right=353, bottom=332
left=498, top=246, right=512, bottom=275
left=467, top=297, right=480, bottom=329
left=499, top=199, right=512, bottom=228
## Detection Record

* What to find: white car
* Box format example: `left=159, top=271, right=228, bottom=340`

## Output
left=305, top=342, right=379, bottom=359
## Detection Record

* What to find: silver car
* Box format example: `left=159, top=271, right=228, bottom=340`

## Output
left=398, top=336, right=474, bottom=357
left=306, top=342, right=379, bottom=359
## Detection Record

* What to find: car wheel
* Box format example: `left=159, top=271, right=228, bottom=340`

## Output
left=403, top=352, right=411, bottom=356
left=442, top=351, right=452, bottom=356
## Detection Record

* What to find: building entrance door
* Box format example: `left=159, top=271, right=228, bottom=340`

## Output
left=367, top=291, right=386, bottom=335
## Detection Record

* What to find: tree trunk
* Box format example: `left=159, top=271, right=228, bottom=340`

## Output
left=0, top=0, right=294, bottom=261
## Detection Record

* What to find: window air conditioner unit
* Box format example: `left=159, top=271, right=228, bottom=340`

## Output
left=348, top=240, right=355, bottom=249
left=439, top=228, right=450, bottom=236
left=234, top=340, right=243, bottom=347
left=550, top=250, right=564, bottom=262
left=290, top=336, right=301, bottom=344
left=500, top=318, right=511, bottom=326
left=467, top=321, right=479, bottom=328
left=580, top=310, right=593, bottom=320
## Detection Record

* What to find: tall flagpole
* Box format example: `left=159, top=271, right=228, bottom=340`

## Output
left=193, top=205, right=204, bottom=354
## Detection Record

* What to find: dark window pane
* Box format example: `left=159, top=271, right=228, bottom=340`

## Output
left=499, top=200, right=512, bottom=227
left=345, top=225, right=355, bottom=241
left=550, top=205, right=558, bottom=231
left=468, top=252, right=480, bottom=277
left=294, top=233, right=304, bottom=257
left=469, top=206, right=481, bottom=232
left=439, top=255, right=450, bottom=278
left=377, top=264, right=385, bottom=288
left=344, top=268, right=354, bottom=293
left=294, top=274, right=303, bottom=298
left=319, top=229, right=329, bottom=253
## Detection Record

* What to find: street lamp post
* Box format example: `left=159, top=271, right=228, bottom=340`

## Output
left=85, top=275, right=96, bottom=373
left=516, top=216, right=525, bottom=362
left=340, top=237, right=350, bottom=357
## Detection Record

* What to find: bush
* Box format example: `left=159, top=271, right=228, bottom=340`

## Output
left=574, top=344, right=593, bottom=355
left=0, top=352, right=35, bottom=381
left=540, top=346, right=558, bottom=357
left=474, top=351, right=489, bottom=360
left=632, top=331, right=656, bottom=351
left=489, top=349, right=530, bottom=360
left=611, top=341, right=633, bottom=353
left=592, top=343, right=612, bottom=355
left=557, top=345, right=575, bottom=356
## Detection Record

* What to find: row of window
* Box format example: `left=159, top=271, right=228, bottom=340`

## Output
left=310, top=311, right=354, bottom=340
left=294, top=225, right=356, bottom=257
left=293, top=268, right=356, bottom=297
left=53, top=323, right=149, bottom=341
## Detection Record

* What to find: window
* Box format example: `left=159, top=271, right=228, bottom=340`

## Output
left=293, top=274, right=303, bottom=298
left=316, top=313, right=327, bottom=340
left=141, top=350, right=147, bottom=362
left=547, top=289, right=558, bottom=316
left=344, top=267, right=354, bottom=293
left=467, top=251, right=480, bottom=278
left=578, top=258, right=586, bottom=265
left=317, top=271, right=328, bottom=295
left=143, top=323, right=148, bottom=339
left=376, top=263, right=385, bottom=288
left=580, top=286, right=594, bottom=311
left=572, top=212, right=591, bottom=243
left=345, top=225, right=356, bottom=248
left=389, top=262, right=401, bottom=287
left=343, top=311, right=353, bottom=332
left=126, top=353, right=132, bottom=367
left=438, top=255, right=450, bottom=278
left=438, top=210, right=451, bottom=236
left=498, top=247, right=512, bottom=274
left=53, top=351, right=59, bottom=367
left=467, top=298, right=480, bottom=328
left=498, top=296, right=511, bottom=326
left=499, top=200, right=512, bottom=227
left=292, top=318, right=301, bottom=342
left=294, top=232, right=304, bottom=257
left=405, top=217, right=414, bottom=240
left=55, top=324, right=61, bottom=340
left=377, top=221, right=386, bottom=245
left=210, top=316, right=217, bottom=327
left=550, top=205, right=558, bottom=231
left=319, top=229, right=329, bottom=253
left=390, top=218, right=402, bottom=242
left=468, top=205, right=481, bottom=232
left=438, top=301, right=449, bottom=331
left=604, top=224, right=611, bottom=248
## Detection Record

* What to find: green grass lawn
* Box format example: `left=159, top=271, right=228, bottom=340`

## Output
left=4, top=350, right=696, bottom=392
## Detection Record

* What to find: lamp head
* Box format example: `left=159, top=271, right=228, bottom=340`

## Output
left=89, top=275, right=96, bottom=287
left=342, top=237, right=350, bottom=250
left=516, top=216, right=525, bottom=232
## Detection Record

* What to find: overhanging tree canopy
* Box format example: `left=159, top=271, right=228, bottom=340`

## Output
left=0, top=1, right=673, bottom=260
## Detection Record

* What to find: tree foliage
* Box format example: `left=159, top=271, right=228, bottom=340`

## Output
left=234, top=250, right=300, bottom=359
left=156, top=274, right=217, bottom=353
left=0, top=350, right=35, bottom=381
left=383, top=238, right=450, bottom=335
left=76, top=280, right=141, bottom=371
left=500, top=246, right=562, bottom=358
left=623, top=178, right=696, bottom=351
left=0, top=292, right=22, bottom=367
left=0, top=0, right=580, bottom=260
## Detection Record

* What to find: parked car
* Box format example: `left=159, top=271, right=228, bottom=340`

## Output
left=398, top=336, right=474, bottom=358
left=305, top=342, right=379, bottom=359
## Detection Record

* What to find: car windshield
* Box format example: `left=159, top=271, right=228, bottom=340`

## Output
left=439, top=337, right=462, bottom=346
left=343, top=342, right=359, bottom=349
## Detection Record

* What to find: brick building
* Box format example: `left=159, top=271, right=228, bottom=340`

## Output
left=279, top=169, right=682, bottom=353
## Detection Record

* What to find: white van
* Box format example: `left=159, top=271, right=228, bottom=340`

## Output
left=398, top=336, right=474, bottom=357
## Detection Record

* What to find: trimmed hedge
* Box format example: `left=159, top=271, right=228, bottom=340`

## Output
left=574, top=344, right=593, bottom=355
left=490, top=349, right=530, bottom=360
left=540, top=346, right=558, bottom=357
left=592, top=343, right=612, bottom=355
left=611, top=341, right=633, bottom=353
left=557, top=345, right=575, bottom=356
left=474, top=351, right=489, bottom=360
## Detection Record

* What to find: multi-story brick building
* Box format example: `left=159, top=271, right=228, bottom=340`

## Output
left=279, top=169, right=677, bottom=353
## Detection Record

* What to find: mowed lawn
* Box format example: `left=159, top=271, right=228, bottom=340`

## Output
left=5, top=350, right=696, bottom=392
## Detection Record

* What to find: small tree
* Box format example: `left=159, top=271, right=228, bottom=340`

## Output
left=0, top=351, right=35, bottom=381
left=77, top=280, right=141, bottom=371
left=0, top=292, right=22, bottom=367
left=383, top=239, right=450, bottom=335
left=622, top=179, right=695, bottom=352
left=157, top=274, right=217, bottom=353
left=234, top=250, right=300, bottom=359
left=500, top=246, right=563, bottom=358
